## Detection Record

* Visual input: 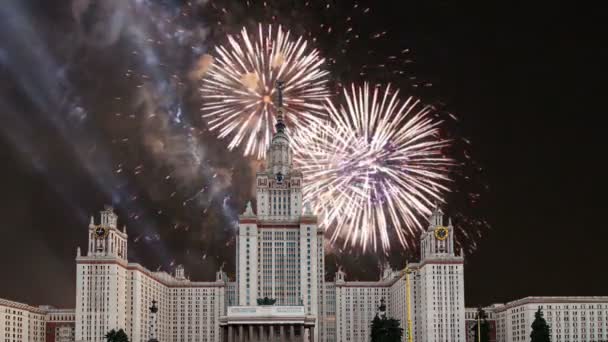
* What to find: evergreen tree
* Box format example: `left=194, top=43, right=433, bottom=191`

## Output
left=256, top=297, right=277, bottom=305
left=370, top=299, right=403, bottom=342
left=530, top=307, right=551, bottom=342
left=105, top=330, right=117, bottom=341
left=371, top=315, right=383, bottom=342
left=384, top=318, right=403, bottom=342
left=472, top=307, right=491, bottom=342
left=105, top=328, right=129, bottom=342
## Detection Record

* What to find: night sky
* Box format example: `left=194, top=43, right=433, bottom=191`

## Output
left=0, top=1, right=605, bottom=309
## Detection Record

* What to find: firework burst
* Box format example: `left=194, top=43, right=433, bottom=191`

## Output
left=200, top=24, right=330, bottom=159
left=292, top=83, right=454, bottom=253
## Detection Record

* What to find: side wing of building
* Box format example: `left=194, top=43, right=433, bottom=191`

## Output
left=75, top=207, right=228, bottom=342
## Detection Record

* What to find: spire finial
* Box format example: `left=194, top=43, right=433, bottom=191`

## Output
left=244, top=201, right=254, bottom=216
left=275, top=80, right=286, bottom=132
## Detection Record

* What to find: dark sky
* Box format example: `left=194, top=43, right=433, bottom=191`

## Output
left=0, top=0, right=606, bottom=309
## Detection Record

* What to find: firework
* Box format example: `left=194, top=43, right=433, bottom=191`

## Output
left=200, top=24, right=330, bottom=159
left=292, top=83, right=454, bottom=253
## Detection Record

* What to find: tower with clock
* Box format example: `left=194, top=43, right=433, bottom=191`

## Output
left=86, top=205, right=128, bottom=260
left=420, top=206, right=455, bottom=259
left=414, top=206, right=465, bottom=342
left=77, top=205, right=130, bottom=341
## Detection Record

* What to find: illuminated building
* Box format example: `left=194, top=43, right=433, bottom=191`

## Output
left=0, top=298, right=74, bottom=342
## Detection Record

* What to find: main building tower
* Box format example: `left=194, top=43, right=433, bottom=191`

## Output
left=234, top=82, right=324, bottom=340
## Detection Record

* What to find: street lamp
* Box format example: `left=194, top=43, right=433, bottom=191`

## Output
left=402, top=264, right=415, bottom=342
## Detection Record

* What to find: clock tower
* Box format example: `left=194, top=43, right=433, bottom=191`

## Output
left=86, top=205, right=128, bottom=260
left=77, top=205, right=129, bottom=341
left=420, top=206, right=455, bottom=260
left=416, top=206, right=465, bottom=342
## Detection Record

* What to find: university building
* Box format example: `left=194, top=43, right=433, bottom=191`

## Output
left=1, top=100, right=607, bottom=342
left=0, top=298, right=75, bottom=342
left=68, top=109, right=466, bottom=342
left=470, top=297, right=608, bottom=342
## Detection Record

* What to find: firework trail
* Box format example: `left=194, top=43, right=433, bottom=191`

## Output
left=292, top=83, right=454, bottom=253
left=203, top=0, right=419, bottom=87
left=200, top=24, right=330, bottom=159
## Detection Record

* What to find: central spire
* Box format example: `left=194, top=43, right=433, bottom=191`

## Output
left=275, top=80, right=286, bottom=133
left=266, top=80, right=292, bottom=176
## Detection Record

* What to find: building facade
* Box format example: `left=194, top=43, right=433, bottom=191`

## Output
left=0, top=298, right=74, bottom=342
left=75, top=206, right=227, bottom=342
left=229, top=103, right=324, bottom=342
left=465, top=306, right=497, bottom=342
left=44, top=308, right=76, bottom=342
left=487, top=297, right=608, bottom=342
left=329, top=206, right=465, bottom=342
left=414, top=209, right=466, bottom=342
left=6, top=90, right=606, bottom=342
left=1, top=125, right=606, bottom=342
left=0, top=298, right=46, bottom=342
left=70, top=104, right=468, bottom=342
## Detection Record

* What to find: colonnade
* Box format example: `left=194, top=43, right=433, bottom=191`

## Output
left=221, top=324, right=315, bottom=342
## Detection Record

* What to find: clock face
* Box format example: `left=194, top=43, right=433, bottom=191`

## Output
left=95, top=226, right=108, bottom=239
left=434, top=226, right=449, bottom=241
left=276, top=172, right=284, bottom=183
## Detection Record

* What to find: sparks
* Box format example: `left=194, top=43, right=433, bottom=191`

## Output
left=293, top=83, right=454, bottom=253
left=200, top=24, right=330, bottom=159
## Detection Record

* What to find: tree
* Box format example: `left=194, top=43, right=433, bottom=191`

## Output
left=371, top=315, right=383, bottom=342
left=371, top=299, right=403, bottom=342
left=384, top=318, right=403, bottom=342
left=471, top=307, right=491, bottom=342
left=256, top=297, right=277, bottom=305
left=530, top=307, right=551, bottom=342
left=371, top=317, right=403, bottom=342
left=105, top=328, right=129, bottom=342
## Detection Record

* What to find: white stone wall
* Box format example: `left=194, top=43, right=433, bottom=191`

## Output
left=418, top=263, right=465, bottom=342
left=226, top=282, right=237, bottom=307
left=0, top=299, right=50, bottom=342
left=237, top=223, right=258, bottom=306
left=76, top=262, right=129, bottom=341
left=388, top=274, right=414, bottom=339
left=322, top=283, right=336, bottom=342
left=492, top=298, right=608, bottom=342
left=128, top=270, right=171, bottom=342
left=169, top=286, right=223, bottom=342
left=335, top=285, right=390, bottom=342
left=76, top=210, right=226, bottom=342
left=300, top=223, right=319, bottom=316
left=315, top=227, right=326, bottom=342
left=76, top=261, right=226, bottom=342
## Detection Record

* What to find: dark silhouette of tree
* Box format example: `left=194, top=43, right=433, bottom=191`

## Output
left=471, top=307, right=491, bottom=342
left=371, top=299, right=403, bottom=342
left=384, top=318, right=403, bottom=342
left=530, top=307, right=551, bottom=342
left=371, top=317, right=403, bottom=342
left=105, top=328, right=129, bottom=342
left=371, top=315, right=383, bottom=342
left=256, top=297, right=277, bottom=305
